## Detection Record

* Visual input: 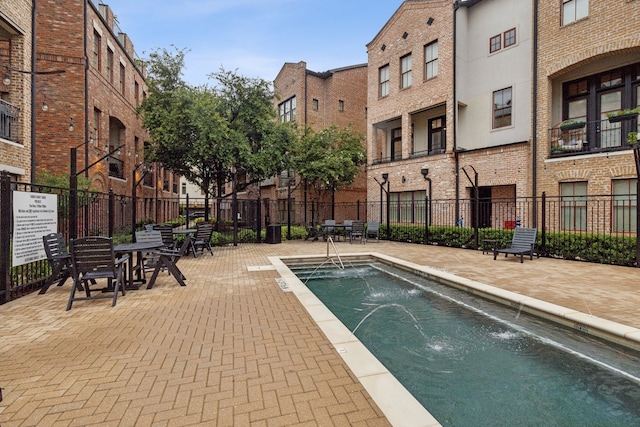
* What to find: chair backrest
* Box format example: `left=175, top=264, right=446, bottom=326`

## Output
left=153, top=223, right=174, bottom=247
left=343, top=220, right=353, bottom=231
left=351, top=221, right=364, bottom=233
left=135, top=230, right=164, bottom=246
left=70, top=237, right=117, bottom=277
left=195, top=222, right=214, bottom=240
left=511, top=227, right=537, bottom=249
left=324, top=219, right=336, bottom=231
left=367, top=221, right=380, bottom=232
left=43, top=232, right=68, bottom=259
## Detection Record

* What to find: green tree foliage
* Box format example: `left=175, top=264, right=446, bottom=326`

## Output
left=138, top=47, right=295, bottom=202
left=292, top=125, right=367, bottom=200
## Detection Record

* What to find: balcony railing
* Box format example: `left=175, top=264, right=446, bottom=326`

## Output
left=0, top=99, right=20, bottom=143
left=549, top=116, right=639, bottom=157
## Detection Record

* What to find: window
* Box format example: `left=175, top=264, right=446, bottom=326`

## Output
left=428, top=116, right=446, bottom=154
left=493, top=87, right=512, bottom=128
left=379, top=65, right=390, bottom=98
left=613, top=179, right=637, bottom=233
left=106, top=48, right=114, bottom=83
left=490, top=29, right=516, bottom=53
left=391, top=127, right=402, bottom=161
left=504, top=28, right=516, bottom=48
left=562, top=0, right=588, bottom=25
left=181, top=182, right=187, bottom=195
left=119, top=63, right=125, bottom=95
left=93, top=30, right=101, bottom=70
left=425, top=41, right=438, bottom=80
left=278, top=97, right=296, bottom=123
left=134, top=81, right=140, bottom=106
left=401, top=54, right=412, bottom=89
left=338, top=100, right=344, bottom=112
left=389, top=191, right=426, bottom=224
left=560, top=181, right=587, bottom=231
left=490, top=34, right=501, bottom=53
left=312, top=98, right=318, bottom=111
left=92, top=108, right=101, bottom=144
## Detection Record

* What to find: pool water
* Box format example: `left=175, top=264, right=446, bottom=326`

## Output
left=293, top=262, right=640, bottom=426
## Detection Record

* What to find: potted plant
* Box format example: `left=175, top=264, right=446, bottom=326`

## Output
left=551, top=145, right=566, bottom=154
left=559, top=119, right=586, bottom=131
left=607, top=108, right=640, bottom=123
left=627, top=131, right=638, bottom=145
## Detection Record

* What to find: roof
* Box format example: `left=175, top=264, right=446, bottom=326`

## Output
left=306, top=63, right=368, bottom=79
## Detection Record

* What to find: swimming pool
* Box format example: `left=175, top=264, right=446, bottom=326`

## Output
left=272, top=254, right=640, bottom=426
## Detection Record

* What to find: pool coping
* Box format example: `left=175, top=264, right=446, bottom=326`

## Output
left=269, top=252, right=640, bottom=427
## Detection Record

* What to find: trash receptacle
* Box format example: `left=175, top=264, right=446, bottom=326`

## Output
left=266, top=224, right=281, bottom=244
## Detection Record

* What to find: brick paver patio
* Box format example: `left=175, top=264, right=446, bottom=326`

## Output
left=1, top=240, right=640, bottom=426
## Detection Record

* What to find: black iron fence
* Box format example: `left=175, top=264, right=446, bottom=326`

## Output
left=2, top=172, right=639, bottom=304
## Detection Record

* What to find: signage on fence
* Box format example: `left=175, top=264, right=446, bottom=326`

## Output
left=12, top=191, right=58, bottom=266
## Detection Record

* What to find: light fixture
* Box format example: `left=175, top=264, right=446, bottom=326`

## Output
left=3, top=70, right=10, bottom=86
left=68, top=117, right=74, bottom=132
left=402, top=176, right=406, bottom=183
left=381, top=173, right=389, bottom=183
left=42, top=100, right=48, bottom=111
left=381, top=44, right=386, bottom=51
left=427, top=17, right=435, bottom=26
left=402, top=32, right=409, bottom=39
left=421, top=167, right=429, bottom=179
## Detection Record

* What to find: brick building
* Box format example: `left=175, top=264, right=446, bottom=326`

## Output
left=0, top=0, right=33, bottom=181
left=367, top=0, right=533, bottom=229
left=270, top=61, right=368, bottom=225
left=536, top=0, right=640, bottom=232
left=33, top=0, right=179, bottom=222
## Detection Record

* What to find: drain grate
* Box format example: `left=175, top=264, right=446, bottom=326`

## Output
left=275, top=278, right=291, bottom=292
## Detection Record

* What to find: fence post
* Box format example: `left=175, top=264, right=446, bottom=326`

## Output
left=256, top=194, right=262, bottom=243
left=108, top=189, right=115, bottom=237
left=424, top=195, right=430, bottom=245
left=0, top=173, right=11, bottom=303
left=541, top=192, right=547, bottom=257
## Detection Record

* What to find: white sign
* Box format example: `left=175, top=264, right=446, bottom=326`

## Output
left=12, top=191, right=58, bottom=266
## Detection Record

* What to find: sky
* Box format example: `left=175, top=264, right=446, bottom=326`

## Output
left=98, top=0, right=404, bottom=86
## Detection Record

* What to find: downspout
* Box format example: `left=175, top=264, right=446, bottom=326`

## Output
left=453, top=1, right=460, bottom=224
left=532, top=0, right=539, bottom=224
left=30, top=0, right=37, bottom=182
left=84, top=0, right=89, bottom=177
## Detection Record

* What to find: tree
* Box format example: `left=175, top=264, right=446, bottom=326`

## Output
left=292, top=125, right=367, bottom=203
left=138, top=48, right=296, bottom=224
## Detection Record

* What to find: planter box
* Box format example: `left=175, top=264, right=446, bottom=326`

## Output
left=608, top=113, right=639, bottom=123
left=559, top=122, right=585, bottom=131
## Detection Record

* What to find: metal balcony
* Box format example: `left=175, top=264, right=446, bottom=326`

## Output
left=0, top=99, right=20, bottom=143
left=549, top=116, right=638, bottom=157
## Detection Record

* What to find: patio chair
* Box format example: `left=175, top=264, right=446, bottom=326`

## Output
left=349, top=220, right=365, bottom=244
left=135, top=230, right=165, bottom=278
left=40, top=233, right=74, bottom=294
left=366, top=221, right=380, bottom=242
left=322, top=220, right=336, bottom=240
left=341, top=220, right=353, bottom=241
left=493, top=227, right=538, bottom=263
left=190, top=222, right=214, bottom=257
left=153, top=223, right=176, bottom=250
left=147, top=237, right=190, bottom=289
left=67, top=236, right=128, bottom=310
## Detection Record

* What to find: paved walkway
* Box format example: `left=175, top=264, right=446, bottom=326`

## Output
left=1, top=240, right=640, bottom=426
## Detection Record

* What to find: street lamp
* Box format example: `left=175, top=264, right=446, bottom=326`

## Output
left=131, top=162, right=152, bottom=241
left=421, top=167, right=432, bottom=244
left=374, top=173, right=390, bottom=239
left=461, top=165, right=479, bottom=249
left=69, top=143, right=125, bottom=240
